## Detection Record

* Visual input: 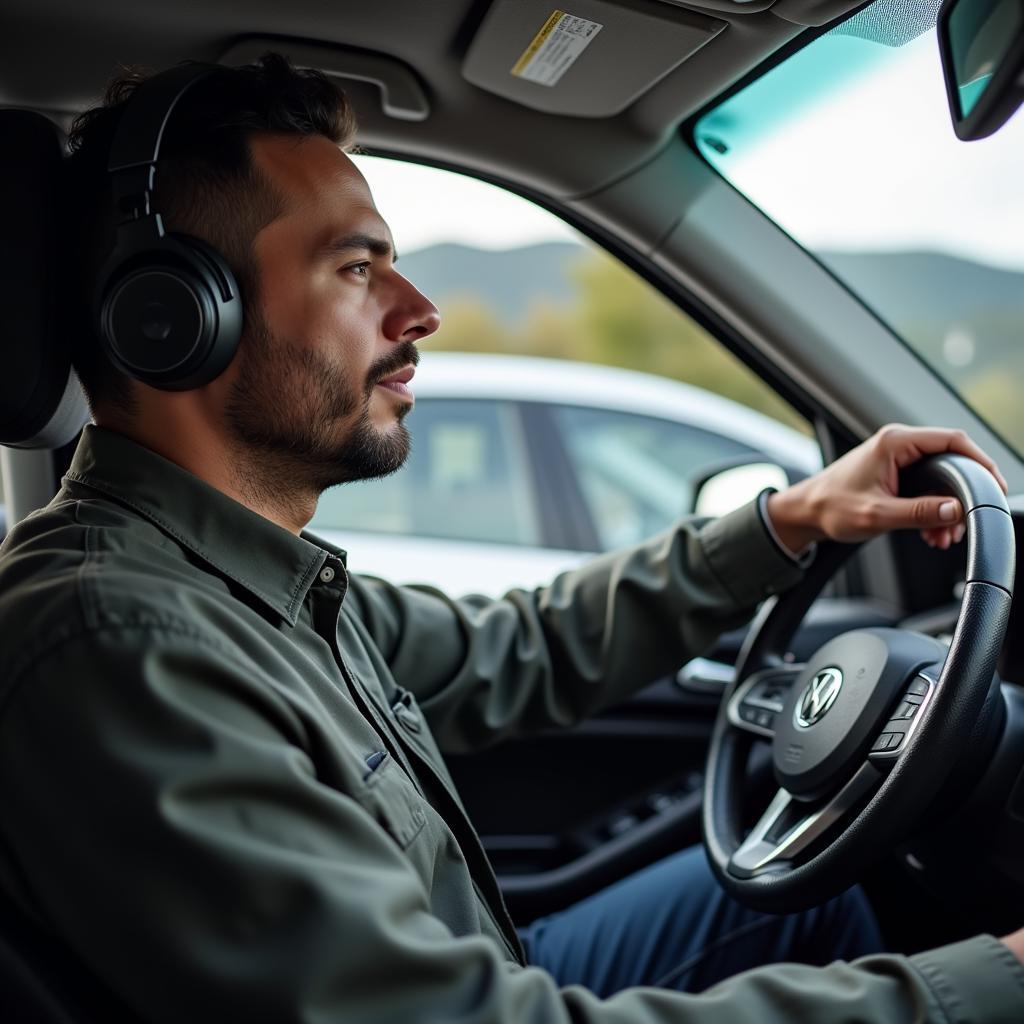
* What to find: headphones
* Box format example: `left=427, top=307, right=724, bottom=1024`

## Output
left=94, top=63, right=243, bottom=391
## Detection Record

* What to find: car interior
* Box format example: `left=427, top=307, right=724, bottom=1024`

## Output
left=2, top=0, right=1024, bottom=1018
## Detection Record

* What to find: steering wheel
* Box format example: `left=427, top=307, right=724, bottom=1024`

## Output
left=702, top=453, right=1015, bottom=913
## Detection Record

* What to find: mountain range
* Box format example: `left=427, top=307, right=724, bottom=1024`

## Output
left=398, top=242, right=1024, bottom=351
left=398, top=242, right=585, bottom=323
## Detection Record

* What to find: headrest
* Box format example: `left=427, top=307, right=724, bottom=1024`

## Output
left=0, top=109, right=89, bottom=449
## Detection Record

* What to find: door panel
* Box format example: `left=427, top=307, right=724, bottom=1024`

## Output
left=447, top=597, right=900, bottom=921
left=446, top=675, right=717, bottom=921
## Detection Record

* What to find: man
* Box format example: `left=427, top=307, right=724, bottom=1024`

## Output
left=0, top=54, right=1021, bottom=1023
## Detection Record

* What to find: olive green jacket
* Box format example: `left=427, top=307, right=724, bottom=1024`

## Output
left=0, top=425, right=1021, bottom=1023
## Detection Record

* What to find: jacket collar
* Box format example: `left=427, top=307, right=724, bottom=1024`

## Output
left=63, top=425, right=347, bottom=625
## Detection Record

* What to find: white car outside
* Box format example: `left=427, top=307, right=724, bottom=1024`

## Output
left=309, top=353, right=821, bottom=597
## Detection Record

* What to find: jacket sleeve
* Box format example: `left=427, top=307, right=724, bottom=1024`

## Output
left=347, top=498, right=805, bottom=753
left=2, top=630, right=1022, bottom=1024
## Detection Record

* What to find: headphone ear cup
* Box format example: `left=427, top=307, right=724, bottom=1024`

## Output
left=97, top=233, right=243, bottom=391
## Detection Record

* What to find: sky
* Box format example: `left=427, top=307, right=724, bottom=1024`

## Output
left=700, top=29, right=1024, bottom=272
left=351, top=154, right=581, bottom=256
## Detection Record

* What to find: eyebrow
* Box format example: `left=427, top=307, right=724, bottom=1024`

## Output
left=316, top=232, right=398, bottom=264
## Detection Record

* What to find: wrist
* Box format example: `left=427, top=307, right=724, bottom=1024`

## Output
left=766, top=484, right=826, bottom=554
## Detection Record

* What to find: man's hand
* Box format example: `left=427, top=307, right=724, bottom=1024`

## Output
left=767, top=425, right=1009, bottom=553
left=1002, top=927, right=1024, bottom=966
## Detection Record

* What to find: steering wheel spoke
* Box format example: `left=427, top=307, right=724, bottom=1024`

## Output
left=729, top=763, right=883, bottom=878
left=726, top=666, right=803, bottom=739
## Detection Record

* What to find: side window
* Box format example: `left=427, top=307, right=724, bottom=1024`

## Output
left=552, top=406, right=755, bottom=550
left=310, top=155, right=813, bottom=591
left=358, top=154, right=807, bottom=437
left=311, top=399, right=540, bottom=546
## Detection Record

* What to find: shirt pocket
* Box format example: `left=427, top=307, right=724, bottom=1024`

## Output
left=388, top=687, right=461, bottom=790
left=355, top=752, right=427, bottom=849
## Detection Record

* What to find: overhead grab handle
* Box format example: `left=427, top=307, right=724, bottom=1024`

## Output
left=219, top=39, right=431, bottom=122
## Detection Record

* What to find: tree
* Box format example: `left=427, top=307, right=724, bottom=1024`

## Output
left=428, top=248, right=809, bottom=433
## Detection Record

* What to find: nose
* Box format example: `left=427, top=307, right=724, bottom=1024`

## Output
left=384, top=274, right=441, bottom=344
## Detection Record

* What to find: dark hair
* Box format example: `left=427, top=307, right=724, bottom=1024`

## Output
left=64, top=52, right=358, bottom=415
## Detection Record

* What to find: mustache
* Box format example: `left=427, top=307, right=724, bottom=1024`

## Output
left=366, top=342, right=420, bottom=391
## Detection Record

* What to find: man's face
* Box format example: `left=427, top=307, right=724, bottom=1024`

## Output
left=223, top=134, right=440, bottom=492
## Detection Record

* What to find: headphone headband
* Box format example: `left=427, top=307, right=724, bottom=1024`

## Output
left=108, top=62, right=220, bottom=172
left=107, top=63, right=220, bottom=221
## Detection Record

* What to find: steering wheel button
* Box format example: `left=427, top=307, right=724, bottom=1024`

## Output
left=892, top=701, right=918, bottom=720
left=740, top=706, right=759, bottom=723
left=871, top=731, right=901, bottom=752
left=906, top=678, right=930, bottom=697
left=754, top=709, right=774, bottom=729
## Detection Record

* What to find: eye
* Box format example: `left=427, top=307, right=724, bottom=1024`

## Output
left=344, top=261, right=372, bottom=280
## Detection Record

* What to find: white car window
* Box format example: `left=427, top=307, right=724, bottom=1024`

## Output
left=311, top=399, right=540, bottom=546
left=552, top=405, right=754, bottom=549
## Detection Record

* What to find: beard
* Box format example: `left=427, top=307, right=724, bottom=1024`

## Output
left=224, top=308, right=418, bottom=501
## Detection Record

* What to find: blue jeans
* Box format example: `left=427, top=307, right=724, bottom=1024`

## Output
left=520, top=845, right=884, bottom=995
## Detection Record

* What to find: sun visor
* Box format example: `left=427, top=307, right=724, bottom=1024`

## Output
left=462, top=1, right=727, bottom=117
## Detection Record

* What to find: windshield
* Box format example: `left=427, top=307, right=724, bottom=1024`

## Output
left=695, top=0, right=1024, bottom=455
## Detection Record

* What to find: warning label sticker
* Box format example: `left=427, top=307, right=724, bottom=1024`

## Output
left=511, top=10, right=603, bottom=88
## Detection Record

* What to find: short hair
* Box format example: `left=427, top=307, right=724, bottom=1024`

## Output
left=63, top=52, right=358, bottom=415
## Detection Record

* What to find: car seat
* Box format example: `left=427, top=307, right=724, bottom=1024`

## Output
left=0, top=107, right=137, bottom=1024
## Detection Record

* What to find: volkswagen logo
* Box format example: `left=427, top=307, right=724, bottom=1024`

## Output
left=795, top=667, right=844, bottom=728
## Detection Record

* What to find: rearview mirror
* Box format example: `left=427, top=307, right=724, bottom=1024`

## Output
left=938, top=0, right=1024, bottom=140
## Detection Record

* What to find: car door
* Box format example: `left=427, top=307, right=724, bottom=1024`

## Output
left=295, top=151, right=913, bottom=925
left=296, top=149, right=921, bottom=924
left=314, top=155, right=823, bottom=917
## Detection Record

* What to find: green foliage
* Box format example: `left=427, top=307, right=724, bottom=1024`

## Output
left=885, top=310, right=1024, bottom=457
left=427, top=249, right=809, bottom=433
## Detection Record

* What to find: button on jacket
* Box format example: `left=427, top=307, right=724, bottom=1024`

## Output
left=0, top=425, right=1021, bottom=1023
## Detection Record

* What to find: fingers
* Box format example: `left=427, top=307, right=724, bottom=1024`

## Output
left=816, top=425, right=1005, bottom=544
left=879, top=425, right=1009, bottom=493
left=920, top=523, right=966, bottom=549
left=869, top=495, right=964, bottom=533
